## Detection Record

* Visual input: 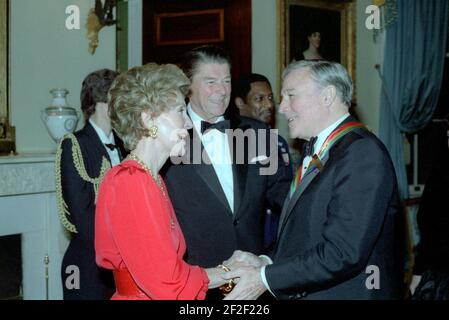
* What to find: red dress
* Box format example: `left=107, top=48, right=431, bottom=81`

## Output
left=95, top=159, right=209, bottom=300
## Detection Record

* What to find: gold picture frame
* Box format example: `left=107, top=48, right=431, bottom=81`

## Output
left=278, top=0, right=356, bottom=101
left=0, top=0, right=15, bottom=155
left=0, top=0, right=8, bottom=122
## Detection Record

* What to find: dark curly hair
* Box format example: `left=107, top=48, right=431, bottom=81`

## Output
left=80, top=69, right=119, bottom=120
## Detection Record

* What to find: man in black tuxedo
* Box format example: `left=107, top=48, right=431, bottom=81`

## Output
left=162, top=46, right=291, bottom=298
left=56, top=69, right=126, bottom=299
left=222, top=60, right=405, bottom=300
left=231, top=73, right=293, bottom=249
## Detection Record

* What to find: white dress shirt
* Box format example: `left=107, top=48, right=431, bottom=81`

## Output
left=89, top=119, right=121, bottom=166
left=188, top=104, right=234, bottom=213
left=260, top=112, right=350, bottom=297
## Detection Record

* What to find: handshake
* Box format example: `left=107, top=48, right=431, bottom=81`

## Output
left=214, top=250, right=272, bottom=300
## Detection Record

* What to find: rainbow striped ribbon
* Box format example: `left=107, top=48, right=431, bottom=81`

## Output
left=289, top=122, right=365, bottom=197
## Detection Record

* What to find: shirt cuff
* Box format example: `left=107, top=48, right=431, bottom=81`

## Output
left=260, top=265, right=275, bottom=297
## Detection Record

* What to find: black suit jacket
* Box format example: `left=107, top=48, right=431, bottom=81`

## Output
left=162, top=114, right=292, bottom=268
left=265, top=116, right=405, bottom=300
left=60, top=121, right=126, bottom=299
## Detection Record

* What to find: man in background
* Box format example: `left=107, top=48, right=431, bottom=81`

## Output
left=231, top=73, right=293, bottom=248
left=57, top=69, right=126, bottom=299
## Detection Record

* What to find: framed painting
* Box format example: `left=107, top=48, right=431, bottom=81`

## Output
left=278, top=0, right=356, bottom=100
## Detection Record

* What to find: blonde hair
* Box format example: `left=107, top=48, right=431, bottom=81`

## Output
left=108, top=63, right=190, bottom=150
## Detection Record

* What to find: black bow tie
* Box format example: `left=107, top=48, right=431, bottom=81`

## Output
left=302, top=136, right=317, bottom=157
left=105, top=143, right=117, bottom=151
left=201, top=120, right=230, bottom=134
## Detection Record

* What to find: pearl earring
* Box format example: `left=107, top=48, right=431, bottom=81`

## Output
left=145, top=119, right=158, bottom=139
left=146, top=125, right=158, bottom=139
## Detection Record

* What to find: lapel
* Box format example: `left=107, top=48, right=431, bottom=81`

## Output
left=228, top=115, right=250, bottom=216
left=277, top=153, right=331, bottom=238
left=276, top=116, right=359, bottom=238
left=182, top=114, right=252, bottom=215
left=112, top=130, right=126, bottom=161
left=187, top=126, right=233, bottom=214
left=84, top=121, right=112, bottom=165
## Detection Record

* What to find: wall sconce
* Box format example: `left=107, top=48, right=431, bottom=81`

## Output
left=86, top=0, right=118, bottom=54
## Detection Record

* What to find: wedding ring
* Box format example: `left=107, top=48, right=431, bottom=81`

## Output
left=217, top=264, right=236, bottom=295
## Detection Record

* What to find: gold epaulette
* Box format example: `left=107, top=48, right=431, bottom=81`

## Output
left=55, top=133, right=111, bottom=233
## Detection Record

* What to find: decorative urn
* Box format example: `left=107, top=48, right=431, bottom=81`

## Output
left=41, top=88, right=80, bottom=143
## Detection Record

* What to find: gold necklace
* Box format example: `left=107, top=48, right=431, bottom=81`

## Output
left=126, top=153, right=165, bottom=196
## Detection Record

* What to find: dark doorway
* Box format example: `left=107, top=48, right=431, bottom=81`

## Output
left=142, top=0, right=251, bottom=79
left=0, top=234, right=22, bottom=300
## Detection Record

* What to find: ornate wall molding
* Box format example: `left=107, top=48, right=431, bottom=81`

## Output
left=0, top=154, right=55, bottom=196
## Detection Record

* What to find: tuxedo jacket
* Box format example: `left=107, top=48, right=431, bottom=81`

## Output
left=265, top=116, right=405, bottom=300
left=162, top=115, right=292, bottom=268
left=60, top=121, right=126, bottom=299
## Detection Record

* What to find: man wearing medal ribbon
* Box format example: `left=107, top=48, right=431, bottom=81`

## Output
left=221, top=60, right=405, bottom=300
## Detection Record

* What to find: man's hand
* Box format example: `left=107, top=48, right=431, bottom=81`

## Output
left=221, top=266, right=267, bottom=300
left=224, top=250, right=268, bottom=269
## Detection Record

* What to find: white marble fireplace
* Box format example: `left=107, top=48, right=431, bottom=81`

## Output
left=0, top=154, right=69, bottom=299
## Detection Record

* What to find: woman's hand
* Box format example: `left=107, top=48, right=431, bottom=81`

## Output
left=205, top=266, right=232, bottom=289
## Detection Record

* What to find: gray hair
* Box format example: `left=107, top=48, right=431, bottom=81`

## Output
left=282, top=60, right=353, bottom=107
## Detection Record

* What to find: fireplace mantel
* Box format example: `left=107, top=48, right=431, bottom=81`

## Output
left=0, top=153, right=69, bottom=299
left=0, top=153, right=56, bottom=196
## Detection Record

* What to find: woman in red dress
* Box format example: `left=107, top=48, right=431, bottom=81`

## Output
left=95, top=63, right=231, bottom=300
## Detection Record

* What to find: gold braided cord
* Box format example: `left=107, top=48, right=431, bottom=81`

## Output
left=55, top=135, right=78, bottom=233
left=55, top=133, right=111, bottom=233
